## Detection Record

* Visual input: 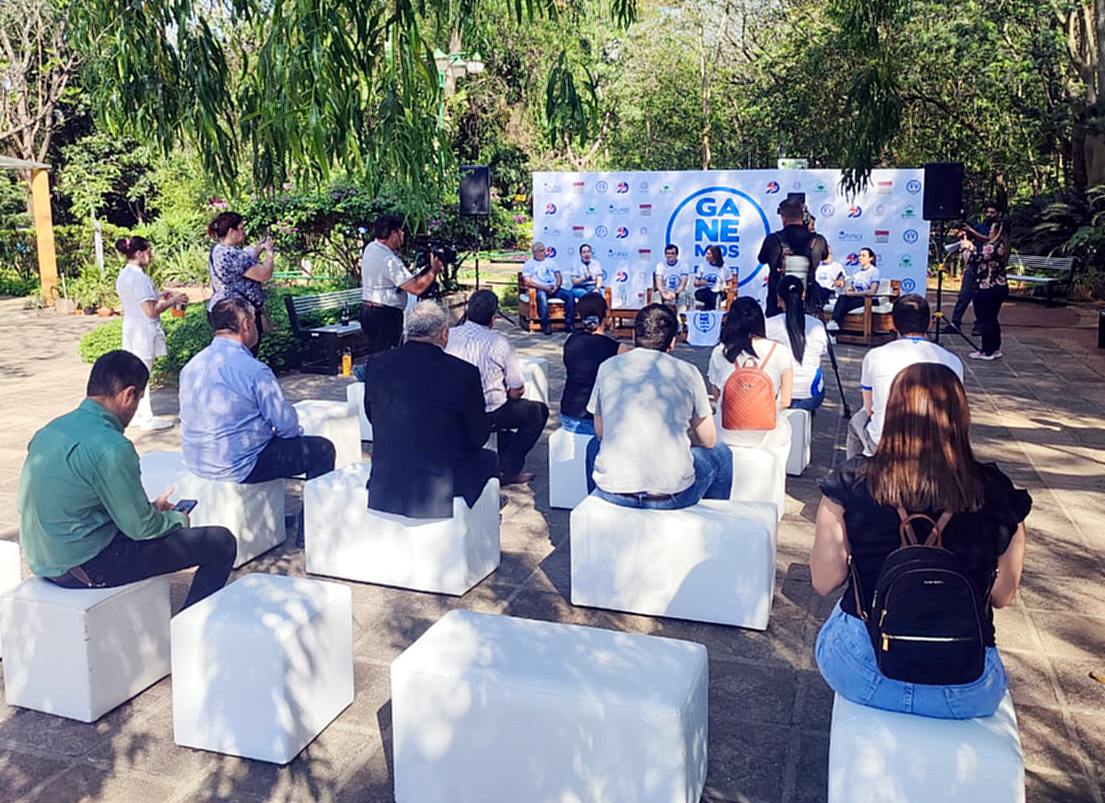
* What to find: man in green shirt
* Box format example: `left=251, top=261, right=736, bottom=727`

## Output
left=18, top=351, right=236, bottom=609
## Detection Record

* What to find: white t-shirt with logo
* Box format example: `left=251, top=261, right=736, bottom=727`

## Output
left=571, top=259, right=605, bottom=289
left=815, top=261, right=846, bottom=291
left=766, top=313, right=828, bottom=400
left=654, top=259, right=689, bottom=293
left=861, top=336, right=964, bottom=448
left=695, top=263, right=733, bottom=292
left=522, top=257, right=561, bottom=288
left=850, top=265, right=881, bottom=293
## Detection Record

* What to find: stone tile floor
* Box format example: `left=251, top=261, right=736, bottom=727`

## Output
left=0, top=295, right=1103, bottom=802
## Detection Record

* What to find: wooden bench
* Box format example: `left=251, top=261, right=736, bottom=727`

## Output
left=517, top=272, right=571, bottom=333
left=1005, top=254, right=1075, bottom=307
left=284, top=288, right=368, bottom=374
left=826, top=279, right=902, bottom=347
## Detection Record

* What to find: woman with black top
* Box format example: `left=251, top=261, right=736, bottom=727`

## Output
left=559, top=292, right=626, bottom=436
left=811, top=362, right=1029, bottom=719
left=965, top=205, right=1009, bottom=360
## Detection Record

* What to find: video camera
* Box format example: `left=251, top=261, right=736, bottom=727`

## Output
left=410, top=237, right=460, bottom=301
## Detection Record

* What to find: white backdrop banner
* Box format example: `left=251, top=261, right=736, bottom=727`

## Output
left=531, top=169, right=930, bottom=308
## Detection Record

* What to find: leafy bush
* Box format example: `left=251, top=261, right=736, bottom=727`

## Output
left=77, top=318, right=123, bottom=362
left=0, top=266, right=38, bottom=297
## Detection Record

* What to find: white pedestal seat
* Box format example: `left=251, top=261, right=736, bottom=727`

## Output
left=781, top=407, right=811, bottom=476
left=345, top=381, right=375, bottom=441
left=517, top=356, right=549, bottom=406
left=293, top=399, right=362, bottom=469
left=0, top=539, right=21, bottom=659
left=548, top=427, right=592, bottom=509
left=722, top=416, right=791, bottom=521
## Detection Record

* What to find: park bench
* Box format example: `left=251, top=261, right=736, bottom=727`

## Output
left=284, top=288, right=367, bottom=374
left=1005, top=253, right=1075, bottom=307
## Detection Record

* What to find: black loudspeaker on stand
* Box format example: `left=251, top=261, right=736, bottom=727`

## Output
left=460, top=166, right=490, bottom=291
left=922, top=162, right=975, bottom=349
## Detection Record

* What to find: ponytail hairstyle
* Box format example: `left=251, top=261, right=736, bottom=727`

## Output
left=721, top=297, right=766, bottom=363
left=115, top=236, right=151, bottom=261
left=207, top=211, right=244, bottom=240
left=576, top=291, right=607, bottom=333
left=778, top=275, right=806, bottom=363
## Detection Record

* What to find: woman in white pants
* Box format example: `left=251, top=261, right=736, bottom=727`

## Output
left=114, top=236, right=188, bottom=430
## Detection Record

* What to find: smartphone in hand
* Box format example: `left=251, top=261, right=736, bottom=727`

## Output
left=173, top=499, right=198, bottom=515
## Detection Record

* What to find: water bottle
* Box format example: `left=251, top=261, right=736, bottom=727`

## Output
left=341, top=348, right=352, bottom=376
left=340, top=303, right=350, bottom=326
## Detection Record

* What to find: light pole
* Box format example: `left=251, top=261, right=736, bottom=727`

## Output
left=433, top=49, right=485, bottom=130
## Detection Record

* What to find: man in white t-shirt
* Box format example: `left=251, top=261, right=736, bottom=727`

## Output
left=522, top=241, right=575, bottom=335
left=813, top=245, right=846, bottom=309
left=585, top=304, right=732, bottom=509
left=654, top=244, right=690, bottom=306
left=569, top=243, right=605, bottom=301
left=847, top=294, right=964, bottom=457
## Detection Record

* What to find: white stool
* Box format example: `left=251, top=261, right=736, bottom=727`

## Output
left=571, top=496, right=778, bottom=629
left=724, top=416, right=791, bottom=521
left=0, top=540, right=21, bottom=659
left=517, top=356, right=549, bottom=406
left=391, top=610, right=708, bottom=803
left=781, top=408, right=811, bottom=476
left=345, top=381, right=374, bottom=441
left=140, top=451, right=286, bottom=568
left=548, top=427, right=592, bottom=509
left=171, top=574, right=353, bottom=764
left=829, top=692, right=1024, bottom=802
left=0, top=576, right=171, bottom=721
left=304, top=463, right=500, bottom=596
left=294, top=399, right=362, bottom=468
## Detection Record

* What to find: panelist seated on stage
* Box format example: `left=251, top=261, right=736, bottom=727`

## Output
left=522, top=241, right=575, bottom=335
left=363, top=302, right=498, bottom=519
left=179, top=297, right=336, bottom=484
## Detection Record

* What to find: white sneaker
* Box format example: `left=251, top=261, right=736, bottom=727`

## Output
left=139, top=417, right=175, bottom=431
left=826, top=320, right=840, bottom=332
left=967, top=351, right=1000, bottom=361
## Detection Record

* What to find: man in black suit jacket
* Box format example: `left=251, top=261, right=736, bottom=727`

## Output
left=363, top=302, right=499, bottom=519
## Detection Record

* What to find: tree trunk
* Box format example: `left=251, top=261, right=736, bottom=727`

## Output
left=700, top=41, right=711, bottom=170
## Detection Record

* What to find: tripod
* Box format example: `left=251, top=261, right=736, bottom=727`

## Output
left=931, top=220, right=979, bottom=351
left=824, top=336, right=851, bottom=418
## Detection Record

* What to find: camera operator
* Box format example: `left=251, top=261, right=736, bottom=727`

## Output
left=360, top=213, right=443, bottom=354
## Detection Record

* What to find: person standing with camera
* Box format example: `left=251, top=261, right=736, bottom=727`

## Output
left=359, top=213, right=443, bottom=354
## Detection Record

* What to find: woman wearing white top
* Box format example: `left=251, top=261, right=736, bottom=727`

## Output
left=707, top=297, right=793, bottom=447
left=114, top=236, right=188, bottom=430
left=766, top=275, right=828, bottom=411
left=829, top=247, right=880, bottom=330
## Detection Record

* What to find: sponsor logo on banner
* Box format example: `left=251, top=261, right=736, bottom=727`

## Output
left=901, top=277, right=917, bottom=293
left=607, top=248, right=630, bottom=259
left=874, top=230, right=889, bottom=243
left=898, top=255, right=914, bottom=268
left=615, top=270, right=629, bottom=283
left=616, top=181, right=629, bottom=194
left=571, top=180, right=585, bottom=190
left=847, top=205, right=862, bottom=218
left=638, top=181, right=650, bottom=192
left=639, top=227, right=648, bottom=236
left=906, top=179, right=922, bottom=195
left=838, top=231, right=863, bottom=243
left=572, top=226, right=585, bottom=238
left=566, top=203, right=576, bottom=213
left=608, top=204, right=630, bottom=214
left=875, top=205, right=887, bottom=215
left=766, top=181, right=781, bottom=194
left=660, top=183, right=673, bottom=194
left=638, top=248, right=652, bottom=261
left=877, top=181, right=893, bottom=195
left=820, top=204, right=836, bottom=218
left=586, top=204, right=597, bottom=215
left=615, top=227, right=629, bottom=239
left=546, top=247, right=558, bottom=258
left=845, top=253, right=860, bottom=267
left=901, top=205, right=917, bottom=219
left=792, top=181, right=802, bottom=190
left=542, top=181, right=562, bottom=193
left=595, top=225, right=609, bottom=238
left=903, top=229, right=919, bottom=244
left=542, top=226, right=563, bottom=236
left=639, top=203, right=652, bottom=216
left=545, top=203, right=557, bottom=215
left=815, top=182, right=828, bottom=193
left=595, top=180, right=609, bottom=193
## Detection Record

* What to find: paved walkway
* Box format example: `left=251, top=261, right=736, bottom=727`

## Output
left=0, top=295, right=1103, bottom=802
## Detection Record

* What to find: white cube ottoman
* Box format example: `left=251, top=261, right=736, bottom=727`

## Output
left=0, top=576, right=171, bottom=721
left=0, top=539, right=21, bottom=659
left=304, top=462, right=500, bottom=596
left=517, top=356, right=549, bottom=406
left=781, top=408, right=811, bottom=476
left=140, top=450, right=285, bottom=568
left=171, top=574, right=353, bottom=764
left=345, top=381, right=375, bottom=441
left=571, top=496, right=778, bottom=629
left=392, top=610, right=708, bottom=803
left=829, top=692, right=1024, bottom=802
left=548, top=427, right=593, bottom=509
left=725, top=416, right=791, bottom=521
left=294, top=399, right=362, bottom=469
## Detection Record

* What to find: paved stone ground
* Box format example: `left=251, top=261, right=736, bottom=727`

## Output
left=0, top=294, right=1103, bottom=802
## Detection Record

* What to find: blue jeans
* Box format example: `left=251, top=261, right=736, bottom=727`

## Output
left=815, top=601, right=1008, bottom=720
left=560, top=414, right=596, bottom=436
left=584, top=438, right=733, bottom=509
left=570, top=285, right=597, bottom=302
left=536, top=287, right=575, bottom=328
left=790, top=379, right=825, bottom=412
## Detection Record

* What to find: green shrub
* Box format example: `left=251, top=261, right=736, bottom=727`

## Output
left=77, top=318, right=123, bottom=362
left=0, top=266, right=38, bottom=297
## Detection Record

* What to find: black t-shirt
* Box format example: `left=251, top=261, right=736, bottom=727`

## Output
left=560, top=332, right=620, bottom=419
left=819, top=456, right=1031, bottom=646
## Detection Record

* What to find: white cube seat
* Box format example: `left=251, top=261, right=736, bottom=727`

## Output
left=571, top=496, right=778, bottom=629
left=0, top=539, right=21, bottom=659
left=517, top=356, right=549, bottom=406
left=781, top=408, right=811, bottom=476
left=829, top=692, right=1024, bottom=802
left=171, top=574, right=353, bottom=764
left=0, top=576, right=170, bottom=721
left=294, top=399, right=362, bottom=469
left=304, top=462, right=500, bottom=596
left=391, top=610, right=708, bottom=803
left=518, top=291, right=566, bottom=306
left=345, top=381, right=375, bottom=441
left=548, top=427, right=592, bottom=509
left=139, top=450, right=285, bottom=568
left=722, top=416, right=791, bottom=521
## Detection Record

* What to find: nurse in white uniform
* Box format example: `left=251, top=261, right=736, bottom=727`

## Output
left=114, top=236, right=188, bottom=430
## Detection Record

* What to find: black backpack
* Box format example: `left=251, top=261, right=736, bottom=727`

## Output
left=849, top=508, right=991, bottom=686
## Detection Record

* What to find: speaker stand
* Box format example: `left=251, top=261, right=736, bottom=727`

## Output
left=931, top=220, right=979, bottom=351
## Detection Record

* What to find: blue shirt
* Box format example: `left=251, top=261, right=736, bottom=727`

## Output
left=179, top=336, right=303, bottom=481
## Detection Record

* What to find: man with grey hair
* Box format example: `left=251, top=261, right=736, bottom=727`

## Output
left=363, top=301, right=497, bottom=518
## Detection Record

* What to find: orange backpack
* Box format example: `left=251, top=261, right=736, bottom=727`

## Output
left=721, top=342, right=778, bottom=431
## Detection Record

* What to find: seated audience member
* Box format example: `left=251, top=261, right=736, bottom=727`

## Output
left=363, top=302, right=498, bottom=518
left=522, top=241, right=575, bottom=335
left=569, top=244, right=605, bottom=302
left=180, top=297, right=336, bottom=483
left=446, top=290, right=549, bottom=485
left=18, top=351, right=236, bottom=609
left=654, top=244, right=691, bottom=312
left=811, top=363, right=1030, bottom=719
left=829, top=247, right=880, bottom=331
left=847, top=294, right=962, bottom=458
left=693, top=245, right=732, bottom=311
left=560, top=293, right=627, bottom=437
left=585, top=304, right=732, bottom=509
left=707, top=297, right=793, bottom=446
left=813, top=245, right=846, bottom=309
left=766, top=276, right=828, bottom=411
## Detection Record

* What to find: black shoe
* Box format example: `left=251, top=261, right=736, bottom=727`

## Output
left=542, top=324, right=552, bottom=336
left=946, top=321, right=961, bottom=332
